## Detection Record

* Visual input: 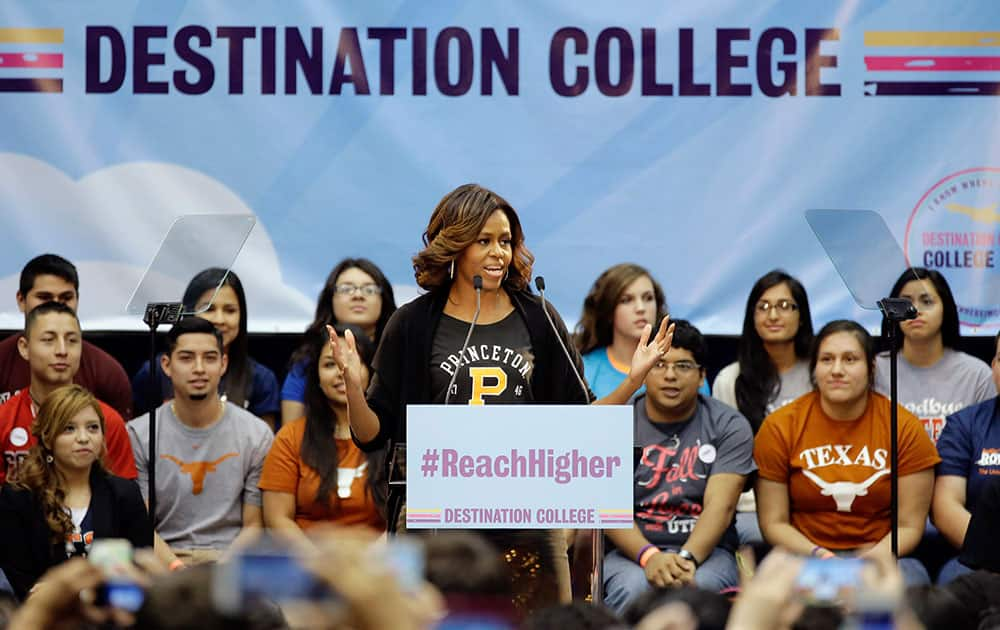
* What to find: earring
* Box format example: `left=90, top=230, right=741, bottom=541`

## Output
left=449, top=260, right=455, bottom=279
left=45, top=454, right=53, bottom=464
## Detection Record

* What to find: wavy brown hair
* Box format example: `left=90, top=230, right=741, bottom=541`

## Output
left=574, top=263, right=667, bottom=354
left=412, top=183, right=534, bottom=291
left=14, top=385, right=107, bottom=545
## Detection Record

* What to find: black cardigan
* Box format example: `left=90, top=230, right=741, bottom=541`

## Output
left=0, top=468, right=153, bottom=600
left=358, top=288, right=595, bottom=452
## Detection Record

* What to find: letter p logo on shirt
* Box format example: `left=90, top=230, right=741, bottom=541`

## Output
left=468, top=367, right=507, bottom=405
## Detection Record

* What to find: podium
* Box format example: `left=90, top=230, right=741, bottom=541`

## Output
left=402, top=404, right=634, bottom=604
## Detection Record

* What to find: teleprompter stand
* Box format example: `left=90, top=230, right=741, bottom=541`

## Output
left=125, top=214, right=255, bottom=523
left=807, top=210, right=919, bottom=558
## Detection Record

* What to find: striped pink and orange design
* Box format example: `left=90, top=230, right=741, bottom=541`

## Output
left=0, top=27, right=64, bottom=93
left=864, top=31, right=1000, bottom=96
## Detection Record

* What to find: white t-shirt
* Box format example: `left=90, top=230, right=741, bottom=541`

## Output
left=712, top=359, right=813, bottom=512
left=712, top=359, right=812, bottom=415
left=128, top=402, right=273, bottom=551
left=874, top=348, right=994, bottom=444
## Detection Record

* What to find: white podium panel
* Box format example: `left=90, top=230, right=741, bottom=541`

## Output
left=406, top=404, right=633, bottom=529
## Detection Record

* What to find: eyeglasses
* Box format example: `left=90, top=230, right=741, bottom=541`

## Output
left=902, top=294, right=938, bottom=309
left=335, top=283, right=382, bottom=297
left=756, top=299, right=798, bottom=314
left=651, top=360, right=701, bottom=375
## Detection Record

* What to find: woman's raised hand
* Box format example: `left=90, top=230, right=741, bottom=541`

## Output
left=327, top=325, right=365, bottom=392
left=629, top=316, right=675, bottom=380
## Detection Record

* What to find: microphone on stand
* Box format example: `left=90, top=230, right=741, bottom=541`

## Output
left=445, top=275, right=483, bottom=405
left=536, top=275, right=605, bottom=605
left=534, top=276, right=590, bottom=403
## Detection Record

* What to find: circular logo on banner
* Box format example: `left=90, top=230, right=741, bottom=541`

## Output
left=10, top=427, right=29, bottom=447
left=698, top=444, right=717, bottom=464
left=904, top=167, right=1000, bottom=329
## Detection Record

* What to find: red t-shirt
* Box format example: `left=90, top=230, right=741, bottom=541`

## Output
left=0, top=333, right=132, bottom=420
left=0, top=388, right=137, bottom=483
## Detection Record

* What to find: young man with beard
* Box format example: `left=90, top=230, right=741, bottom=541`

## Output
left=128, top=317, right=272, bottom=564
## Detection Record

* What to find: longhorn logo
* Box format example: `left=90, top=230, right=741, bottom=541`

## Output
left=161, top=452, right=238, bottom=495
left=801, top=468, right=891, bottom=512
left=337, top=462, right=368, bottom=498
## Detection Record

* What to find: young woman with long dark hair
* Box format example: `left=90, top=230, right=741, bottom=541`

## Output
left=280, top=258, right=396, bottom=425
left=132, top=268, right=280, bottom=428
left=260, top=324, right=385, bottom=547
left=712, top=270, right=814, bottom=431
left=0, top=385, right=152, bottom=600
left=712, top=270, right=814, bottom=547
left=875, top=267, right=992, bottom=444
left=877, top=267, right=993, bottom=584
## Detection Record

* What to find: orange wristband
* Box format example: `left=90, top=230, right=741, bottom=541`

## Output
left=638, top=547, right=662, bottom=568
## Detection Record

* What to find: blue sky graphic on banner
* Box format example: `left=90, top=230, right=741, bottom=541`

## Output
left=1, top=1, right=999, bottom=333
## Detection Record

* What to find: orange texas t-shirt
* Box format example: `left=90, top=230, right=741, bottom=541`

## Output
left=258, top=417, right=384, bottom=531
left=754, top=391, right=940, bottom=550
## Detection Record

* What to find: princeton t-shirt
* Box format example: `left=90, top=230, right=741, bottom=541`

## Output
left=430, top=312, right=534, bottom=404
left=874, top=349, right=994, bottom=444
left=755, top=391, right=940, bottom=550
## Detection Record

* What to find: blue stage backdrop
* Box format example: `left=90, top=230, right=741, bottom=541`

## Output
left=1, top=2, right=998, bottom=334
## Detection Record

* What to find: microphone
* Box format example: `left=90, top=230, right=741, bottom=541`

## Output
left=445, top=275, right=483, bottom=405
left=535, top=276, right=591, bottom=403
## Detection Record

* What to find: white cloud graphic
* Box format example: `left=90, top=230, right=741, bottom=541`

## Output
left=0, top=153, right=319, bottom=332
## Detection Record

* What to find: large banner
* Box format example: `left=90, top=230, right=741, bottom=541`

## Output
left=1, top=2, right=998, bottom=334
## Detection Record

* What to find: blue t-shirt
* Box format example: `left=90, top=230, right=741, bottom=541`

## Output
left=132, top=355, right=279, bottom=420
left=582, top=347, right=709, bottom=400
left=937, top=397, right=1000, bottom=512
left=280, top=358, right=308, bottom=403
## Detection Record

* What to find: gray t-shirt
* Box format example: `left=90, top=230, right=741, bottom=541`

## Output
left=128, top=402, right=273, bottom=551
left=712, top=359, right=812, bottom=415
left=431, top=311, right=534, bottom=404
left=633, top=394, right=756, bottom=551
left=874, top=349, right=994, bottom=444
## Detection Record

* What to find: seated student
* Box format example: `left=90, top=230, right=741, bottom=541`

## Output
left=127, top=317, right=273, bottom=565
left=575, top=264, right=670, bottom=399
left=260, top=325, right=385, bottom=545
left=0, top=385, right=152, bottom=600
left=280, top=258, right=396, bottom=425
left=932, top=330, right=1000, bottom=583
left=875, top=268, right=993, bottom=444
left=755, top=320, right=940, bottom=585
left=603, top=319, right=755, bottom=613
left=0, top=302, right=136, bottom=484
left=0, top=254, right=132, bottom=419
left=711, top=270, right=815, bottom=547
left=132, top=268, right=280, bottom=429
left=958, top=477, right=1000, bottom=575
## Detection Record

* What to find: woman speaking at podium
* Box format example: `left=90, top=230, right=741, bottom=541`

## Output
left=327, top=183, right=671, bottom=612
